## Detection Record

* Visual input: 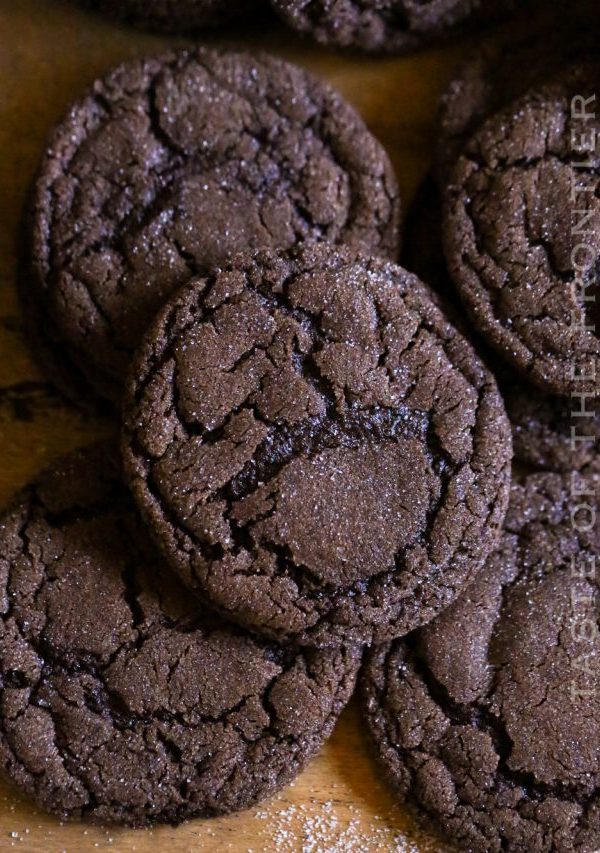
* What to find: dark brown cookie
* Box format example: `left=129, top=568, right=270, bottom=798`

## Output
left=122, top=242, right=512, bottom=647
left=85, top=0, right=262, bottom=31
left=0, top=443, right=360, bottom=826
left=435, top=8, right=599, bottom=181
left=361, top=472, right=600, bottom=853
left=505, top=384, right=600, bottom=474
left=270, top=0, right=521, bottom=55
left=443, top=76, right=600, bottom=396
left=25, top=48, right=400, bottom=405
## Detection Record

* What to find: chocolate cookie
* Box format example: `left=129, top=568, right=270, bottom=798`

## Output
left=270, top=0, right=521, bottom=55
left=25, top=48, right=400, bottom=405
left=0, top=443, right=360, bottom=826
left=122, top=243, right=512, bottom=647
left=362, top=472, right=600, bottom=853
left=505, top=384, right=600, bottom=474
left=443, top=77, right=600, bottom=396
left=436, top=8, right=598, bottom=180
left=85, top=0, right=261, bottom=31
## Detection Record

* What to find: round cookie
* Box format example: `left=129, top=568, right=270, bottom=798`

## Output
left=85, top=0, right=262, bottom=31
left=362, top=472, right=600, bottom=853
left=504, top=383, right=600, bottom=474
left=443, top=76, right=600, bottom=396
left=270, top=0, right=522, bottom=55
left=122, top=242, right=512, bottom=647
left=0, top=443, right=360, bottom=826
left=25, top=48, right=400, bottom=405
left=436, top=7, right=599, bottom=180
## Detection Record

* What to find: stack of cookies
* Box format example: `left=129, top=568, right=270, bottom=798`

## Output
left=387, top=11, right=600, bottom=852
left=0, top=6, right=598, bottom=853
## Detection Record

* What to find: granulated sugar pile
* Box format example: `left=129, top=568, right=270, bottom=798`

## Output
left=254, top=798, right=451, bottom=853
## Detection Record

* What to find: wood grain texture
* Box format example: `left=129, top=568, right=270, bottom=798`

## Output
left=0, top=1, right=463, bottom=849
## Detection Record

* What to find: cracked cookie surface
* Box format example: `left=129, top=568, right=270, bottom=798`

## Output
left=269, top=0, right=518, bottom=55
left=122, top=243, right=512, bottom=647
left=25, top=48, right=400, bottom=404
left=361, top=472, right=600, bottom=853
left=443, top=77, right=600, bottom=396
left=86, top=0, right=260, bottom=31
left=0, top=443, right=360, bottom=826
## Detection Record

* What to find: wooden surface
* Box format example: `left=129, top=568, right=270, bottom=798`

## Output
left=0, top=2, right=464, bottom=849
